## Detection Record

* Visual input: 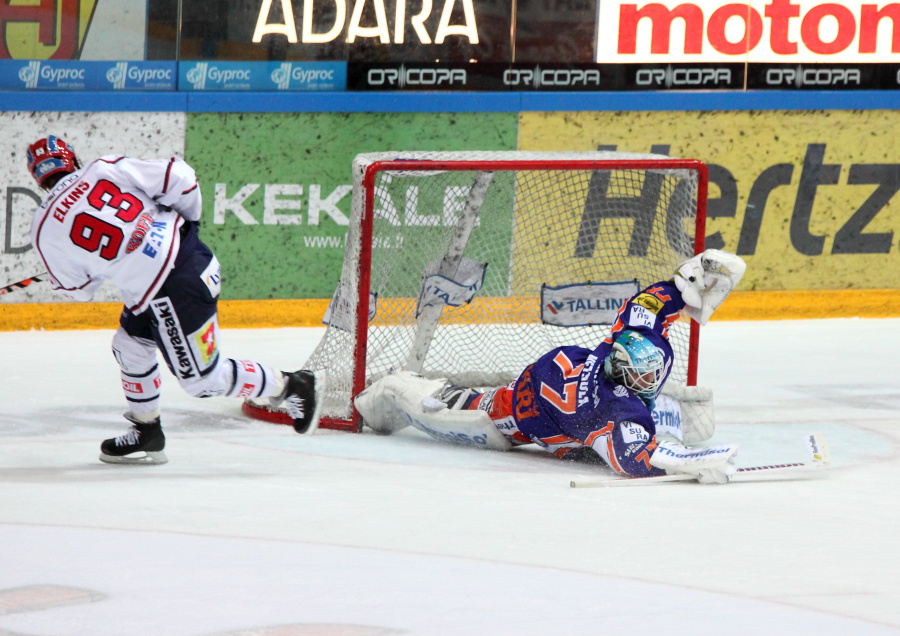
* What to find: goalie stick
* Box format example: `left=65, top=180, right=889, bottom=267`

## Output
left=1, top=273, right=46, bottom=296
left=569, top=433, right=831, bottom=488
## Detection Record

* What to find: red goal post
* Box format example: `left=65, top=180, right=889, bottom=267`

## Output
left=244, top=151, right=708, bottom=432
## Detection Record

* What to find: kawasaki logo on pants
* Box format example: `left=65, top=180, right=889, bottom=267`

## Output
left=151, top=297, right=197, bottom=380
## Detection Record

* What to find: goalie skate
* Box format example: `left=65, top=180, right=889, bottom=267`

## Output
left=99, top=415, right=167, bottom=465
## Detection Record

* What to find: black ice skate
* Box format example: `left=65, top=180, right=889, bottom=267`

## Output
left=99, top=414, right=168, bottom=465
left=280, top=370, right=325, bottom=435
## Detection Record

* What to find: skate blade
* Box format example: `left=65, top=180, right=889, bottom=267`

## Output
left=99, top=450, right=168, bottom=465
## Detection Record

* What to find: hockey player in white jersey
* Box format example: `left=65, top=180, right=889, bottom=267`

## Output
left=26, top=136, right=324, bottom=464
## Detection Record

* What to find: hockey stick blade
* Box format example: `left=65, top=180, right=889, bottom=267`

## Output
left=0, top=273, right=46, bottom=296
left=570, top=433, right=831, bottom=488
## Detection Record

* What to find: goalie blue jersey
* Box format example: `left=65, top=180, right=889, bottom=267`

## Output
left=510, top=280, right=687, bottom=477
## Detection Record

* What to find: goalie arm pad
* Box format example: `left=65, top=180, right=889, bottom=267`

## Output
left=673, top=249, right=746, bottom=325
left=355, top=371, right=512, bottom=451
left=649, top=440, right=738, bottom=484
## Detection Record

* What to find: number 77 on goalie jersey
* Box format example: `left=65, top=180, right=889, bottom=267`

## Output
left=503, top=280, right=685, bottom=477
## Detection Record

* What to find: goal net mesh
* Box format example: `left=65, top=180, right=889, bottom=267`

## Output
left=303, top=151, right=705, bottom=430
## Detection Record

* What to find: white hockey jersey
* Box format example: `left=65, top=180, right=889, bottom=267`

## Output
left=30, top=156, right=202, bottom=314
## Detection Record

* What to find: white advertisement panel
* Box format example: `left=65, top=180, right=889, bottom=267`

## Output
left=596, top=0, right=900, bottom=63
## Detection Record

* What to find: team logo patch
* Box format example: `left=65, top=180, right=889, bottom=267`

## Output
left=193, top=318, right=219, bottom=367
left=634, top=293, right=664, bottom=314
left=200, top=256, right=222, bottom=298
left=629, top=305, right=657, bottom=329
left=620, top=421, right=650, bottom=444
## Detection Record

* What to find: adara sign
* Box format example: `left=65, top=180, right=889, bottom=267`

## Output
left=596, top=0, right=900, bottom=63
left=253, top=0, right=479, bottom=44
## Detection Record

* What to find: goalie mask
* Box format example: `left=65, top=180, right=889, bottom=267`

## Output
left=604, top=331, right=665, bottom=405
left=27, top=136, right=81, bottom=190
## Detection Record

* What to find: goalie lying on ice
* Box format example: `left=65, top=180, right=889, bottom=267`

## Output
left=355, top=249, right=746, bottom=485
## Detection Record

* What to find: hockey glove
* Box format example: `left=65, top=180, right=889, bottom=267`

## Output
left=673, top=249, right=746, bottom=325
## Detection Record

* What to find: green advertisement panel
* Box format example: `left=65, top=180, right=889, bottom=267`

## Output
left=520, top=110, right=900, bottom=291
left=186, top=113, right=517, bottom=300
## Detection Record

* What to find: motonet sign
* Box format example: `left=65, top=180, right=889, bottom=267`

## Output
left=596, top=0, right=900, bottom=62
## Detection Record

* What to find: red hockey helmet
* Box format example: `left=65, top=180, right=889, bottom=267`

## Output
left=26, top=136, right=80, bottom=189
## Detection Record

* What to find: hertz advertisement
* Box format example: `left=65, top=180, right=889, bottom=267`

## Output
left=520, top=109, right=900, bottom=290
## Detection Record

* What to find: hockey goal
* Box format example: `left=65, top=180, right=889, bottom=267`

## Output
left=244, top=151, right=707, bottom=432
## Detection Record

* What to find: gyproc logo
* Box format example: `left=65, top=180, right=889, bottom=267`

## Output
left=18, top=61, right=40, bottom=88
left=270, top=62, right=336, bottom=89
left=108, top=63, right=174, bottom=88
left=18, top=61, right=85, bottom=87
left=186, top=63, right=209, bottom=89
left=106, top=62, right=128, bottom=89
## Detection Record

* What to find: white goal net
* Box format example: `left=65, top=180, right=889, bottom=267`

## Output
left=251, top=151, right=707, bottom=432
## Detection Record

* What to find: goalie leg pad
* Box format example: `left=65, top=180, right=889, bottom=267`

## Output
left=658, top=385, right=715, bottom=444
left=355, top=371, right=448, bottom=435
left=356, top=371, right=512, bottom=450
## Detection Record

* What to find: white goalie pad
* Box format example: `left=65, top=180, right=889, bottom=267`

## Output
left=355, top=371, right=512, bottom=451
left=674, top=249, right=746, bottom=325
left=657, top=384, right=716, bottom=444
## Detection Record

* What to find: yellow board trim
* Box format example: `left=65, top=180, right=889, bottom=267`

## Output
left=2, top=290, right=900, bottom=332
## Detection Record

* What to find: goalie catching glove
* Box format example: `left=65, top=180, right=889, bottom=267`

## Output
left=650, top=440, right=738, bottom=485
left=673, top=249, right=746, bottom=325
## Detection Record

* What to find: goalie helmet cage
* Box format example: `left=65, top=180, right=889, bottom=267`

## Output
left=244, top=151, right=708, bottom=433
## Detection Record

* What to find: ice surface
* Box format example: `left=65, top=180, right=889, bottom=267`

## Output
left=1, top=319, right=899, bottom=635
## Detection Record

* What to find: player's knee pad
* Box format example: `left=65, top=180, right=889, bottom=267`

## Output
left=112, top=327, right=157, bottom=374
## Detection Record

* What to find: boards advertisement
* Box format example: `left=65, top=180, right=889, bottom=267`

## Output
left=185, top=112, right=517, bottom=300
left=4, top=108, right=899, bottom=313
left=519, top=109, right=900, bottom=290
